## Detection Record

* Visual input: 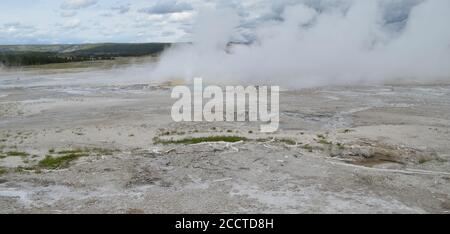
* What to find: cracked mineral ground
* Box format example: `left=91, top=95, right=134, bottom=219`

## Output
left=1, top=66, right=450, bottom=214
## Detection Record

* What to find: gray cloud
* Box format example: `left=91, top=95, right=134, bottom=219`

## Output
left=161, top=31, right=176, bottom=37
left=60, top=19, right=82, bottom=30
left=139, top=0, right=193, bottom=15
left=0, top=22, right=36, bottom=34
left=111, top=4, right=131, bottom=14
left=0, top=22, right=38, bottom=44
left=61, top=0, right=98, bottom=10
left=100, top=12, right=113, bottom=17
left=1, top=0, right=437, bottom=46
left=223, top=0, right=426, bottom=43
left=60, top=11, right=77, bottom=17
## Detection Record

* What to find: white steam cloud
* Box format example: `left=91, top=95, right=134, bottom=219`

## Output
left=152, top=0, right=450, bottom=88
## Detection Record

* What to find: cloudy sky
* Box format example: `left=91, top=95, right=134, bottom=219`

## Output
left=0, top=0, right=272, bottom=44
left=0, top=0, right=430, bottom=45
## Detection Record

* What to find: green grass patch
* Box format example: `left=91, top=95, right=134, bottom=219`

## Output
left=5, top=151, right=29, bottom=157
left=90, top=148, right=116, bottom=156
left=317, top=139, right=333, bottom=145
left=0, top=167, right=7, bottom=175
left=317, top=134, right=326, bottom=139
left=303, top=144, right=313, bottom=152
left=336, top=143, right=345, bottom=150
left=14, top=166, right=36, bottom=173
left=38, top=153, right=85, bottom=169
left=316, top=135, right=334, bottom=145
left=278, top=138, right=297, bottom=145
left=154, top=136, right=247, bottom=145
left=37, top=147, right=116, bottom=170
left=56, top=148, right=116, bottom=156
left=418, top=157, right=433, bottom=164
left=56, top=149, right=85, bottom=155
left=256, top=138, right=270, bottom=142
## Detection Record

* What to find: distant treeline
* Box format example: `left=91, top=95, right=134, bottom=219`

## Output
left=0, top=51, right=105, bottom=66
left=0, top=43, right=170, bottom=66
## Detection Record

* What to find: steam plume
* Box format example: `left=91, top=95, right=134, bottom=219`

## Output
left=152, top=0, right=450, bottom=88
